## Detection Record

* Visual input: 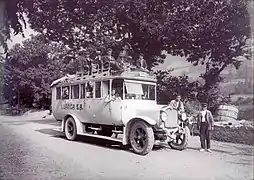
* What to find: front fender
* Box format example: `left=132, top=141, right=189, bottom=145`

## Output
left=63, top=113, right=83, bottom=134
left=122, top=116, right=157, bottom=145
left=124, top=116, right=157, bottom=126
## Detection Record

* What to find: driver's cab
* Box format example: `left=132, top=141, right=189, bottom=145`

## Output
left=106, top=78, right=156, bottom=101
left=103, top=77, right=157, bottom=126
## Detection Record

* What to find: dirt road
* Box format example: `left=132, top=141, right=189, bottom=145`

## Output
left=0, top=115, right=253, bottom=180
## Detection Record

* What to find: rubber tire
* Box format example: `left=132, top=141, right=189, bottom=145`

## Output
left=97, top=127, right=113, bottom=137
left=129, top=121, right=155, bottom=155
left=168, top=126, right=190, bottom=151
left=64, top=117, right=77, bottom=141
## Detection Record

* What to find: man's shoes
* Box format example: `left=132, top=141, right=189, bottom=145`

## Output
left=199, top=148, right=205, bottom=152
left=207, top=149, right=212, bottom=153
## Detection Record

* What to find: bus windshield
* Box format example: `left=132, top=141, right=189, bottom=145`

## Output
left=124, top=81, right=156, bottom=100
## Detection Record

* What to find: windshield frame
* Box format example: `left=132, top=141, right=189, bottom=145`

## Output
left=123, top=79, right=156, bottom=101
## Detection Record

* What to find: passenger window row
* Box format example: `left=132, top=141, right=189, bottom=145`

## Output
left=56, top=81, right=104, bottom=100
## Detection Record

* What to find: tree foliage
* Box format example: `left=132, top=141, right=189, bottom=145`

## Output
left=0, top=0, right=27, bottom=53
left=2, top=0, right=252, bottom=107
left=4, top=35, right=74, bottom=107
left=3, top=0, right=251, bottom=67
left=154, top=70, right=199, bottom=105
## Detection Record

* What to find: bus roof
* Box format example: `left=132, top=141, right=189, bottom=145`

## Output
left=50, top=69, right=157, bottom=88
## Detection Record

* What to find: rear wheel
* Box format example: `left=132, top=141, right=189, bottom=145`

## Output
left=168, top=126, right=189, bottom=150
left=64, top=117, right=77, bottom=141
left=129, top=121, right=154, bottom=155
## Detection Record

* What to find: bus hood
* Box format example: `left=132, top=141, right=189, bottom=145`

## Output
left=122, top=100, right=162, bottom=111
left=121, top=100, right=162, bottom=124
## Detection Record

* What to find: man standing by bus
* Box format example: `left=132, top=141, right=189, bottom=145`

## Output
left=197, top=103, right=214, bottom=152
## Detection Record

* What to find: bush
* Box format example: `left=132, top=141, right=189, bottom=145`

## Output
left=190, top=124, right=254, bottom=145
left=238, top=108, right=254, bottom=121
left=211, top=126, right=254, bottom=145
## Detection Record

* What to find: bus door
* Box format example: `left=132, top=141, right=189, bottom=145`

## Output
left=95, top=80, right=112, bottom=125
left=107, top=79, right=123, bottom=125
left=80, top=82, right=96, bottom=123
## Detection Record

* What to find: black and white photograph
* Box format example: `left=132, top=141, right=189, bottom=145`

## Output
left=0, top=0, right=253, bottom=179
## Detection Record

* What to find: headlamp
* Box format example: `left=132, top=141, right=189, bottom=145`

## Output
left=160, top=111, right=167, bottom=122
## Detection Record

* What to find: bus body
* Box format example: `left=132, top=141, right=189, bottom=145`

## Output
left=51, top=69, right=189, bottom=155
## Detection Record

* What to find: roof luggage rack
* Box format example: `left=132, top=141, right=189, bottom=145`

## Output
left=50, top=63, right=156, bottom=87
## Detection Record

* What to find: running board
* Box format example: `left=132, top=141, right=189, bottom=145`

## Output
left=78, top=132, right=123, bottom=143
left=52, top=128, right=122, bottom=143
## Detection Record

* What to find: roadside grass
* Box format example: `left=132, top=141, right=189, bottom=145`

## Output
left=211, top=126, right=254, bottom=145
left=191, top=124, right=254, bottom=145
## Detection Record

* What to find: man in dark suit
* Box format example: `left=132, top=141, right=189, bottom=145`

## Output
left=197, top=103, right=214, bottom=152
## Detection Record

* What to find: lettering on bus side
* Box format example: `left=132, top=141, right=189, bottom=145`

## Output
left=61, top=103, right=83, bottom=110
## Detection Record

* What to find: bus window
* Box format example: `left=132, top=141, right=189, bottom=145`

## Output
left=112, top=79, right=123, bottom=99
left=95, top=81, right=101, bottom=98
left=148, top=85, right=155, bottom=100
left=71, top=85, right=80, bottom=99
left=102, top=80, right=110, bottom=97
left=62, top=86, right=70, bottom=99
left=81, top=84, right=86, bottom=99
left=86, top=81, right=94, bottom=98
left=124, top=81, right=155, bottom=100
left=56, top=87, right=61, bottom=100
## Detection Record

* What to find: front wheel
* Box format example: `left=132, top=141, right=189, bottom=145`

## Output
left=129, top=121, right=155, bottom=155
left=168, top=126, right=190, bottom=151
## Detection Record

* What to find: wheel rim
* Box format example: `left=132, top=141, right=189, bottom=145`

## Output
left=67, top=121, right=74, bottom=137
left=132, top=126, right=148, bottom=151
left=173, top=132, right=186, bottom=145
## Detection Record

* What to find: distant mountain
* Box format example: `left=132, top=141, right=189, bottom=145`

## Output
left=154, top=54, right=253, bottom=96
left=152, top=55, right=203, bottom=78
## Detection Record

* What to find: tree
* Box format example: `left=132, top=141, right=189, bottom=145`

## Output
left=2, top=0, right=252, bottom=107
left=0, top=56, right=4, bottom=96
left=3, top=0, right=251, bottom=67
left=0, top=0, right=27, bottom=53
left=155, top=70, right=199, bottom=105
left=4, top=34, right=73, bottom=108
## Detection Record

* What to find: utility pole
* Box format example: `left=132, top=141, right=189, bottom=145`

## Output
left=17, top=89, right=20, bottom=115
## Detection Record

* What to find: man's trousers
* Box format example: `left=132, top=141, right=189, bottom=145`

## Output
left=200, top=122, right=211, bottom=149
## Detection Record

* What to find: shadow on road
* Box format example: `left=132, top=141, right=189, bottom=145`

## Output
left=35, top=128, right=134, bottom=153
left=35, top=128, right=174, bottom=155
left=1, top=118, right=60, bottom=126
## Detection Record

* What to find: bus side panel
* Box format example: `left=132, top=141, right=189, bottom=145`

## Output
left=92, top=99, right=112, bottom=125
left=70, top=99, right=92, bottom=124
left=108, top=101, right=123, bottom=126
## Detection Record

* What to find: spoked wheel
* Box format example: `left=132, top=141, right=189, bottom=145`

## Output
left=129, top=121, right=154, bottom=155
left=64, top=117, right=77, bottom=141
left=168, top=126, right=189, bottom=150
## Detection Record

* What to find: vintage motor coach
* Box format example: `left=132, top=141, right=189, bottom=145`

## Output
left=50, top=67, right=189, bottom=155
